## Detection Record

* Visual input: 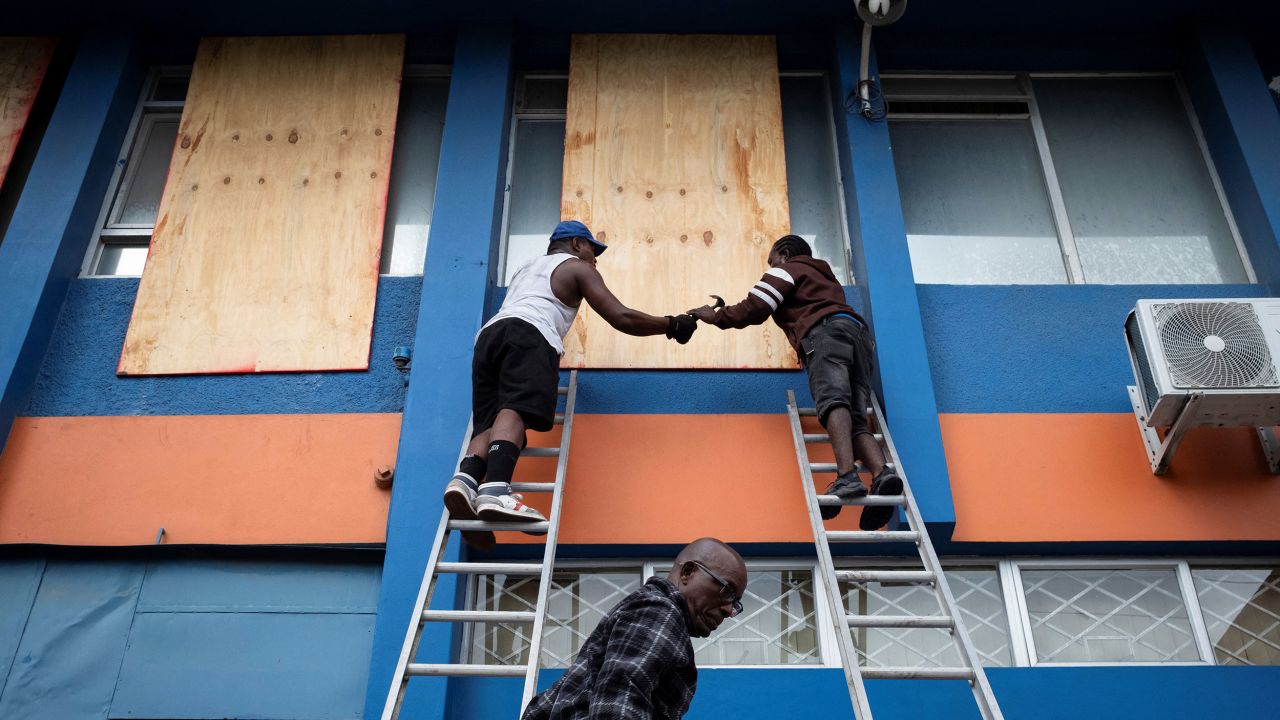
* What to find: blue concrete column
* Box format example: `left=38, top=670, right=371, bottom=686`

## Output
left=1185, top=23, right=1280, bottom=288
left=363, top=25, right=515, bottom=720
left=829, top=28, right=956, bottom=528
left=0, top=33, right=144, bottom=453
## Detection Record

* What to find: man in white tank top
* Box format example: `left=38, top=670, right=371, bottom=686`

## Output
left=443, top=221, right=698, bottom=544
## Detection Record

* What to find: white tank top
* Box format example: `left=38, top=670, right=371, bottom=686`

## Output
left=483, top=253, right=581, bottom=355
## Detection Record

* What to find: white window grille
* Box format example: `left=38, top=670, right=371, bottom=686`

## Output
left=1011, top=563, right=1206, bottom=665
left=883, top=72, right=1253, bottom=285
left=1191, top=567, right=1280, bottom=666
left=497, top=72, right=854, bottom=286
left=83, top=65, right=450, bottom=278
left=690, top=568, right=822, bottom=666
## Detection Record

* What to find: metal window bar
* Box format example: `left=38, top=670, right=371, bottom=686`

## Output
left=787, top=390, right=1005, bottom=720
left=380, top=371, right=578, bottom=720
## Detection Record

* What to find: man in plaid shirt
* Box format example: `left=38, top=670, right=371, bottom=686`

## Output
left=522, top=538, right=747, bottom=719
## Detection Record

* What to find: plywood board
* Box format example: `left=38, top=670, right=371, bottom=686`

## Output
left=561, top=34, right=797, bottom=369
left=119, top=34, right=404, bottom=375
left=0, top=37, right=55, bottom=190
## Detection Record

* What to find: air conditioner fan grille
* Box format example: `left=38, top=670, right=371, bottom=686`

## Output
left=1154, top=302, right=1278, bottom=388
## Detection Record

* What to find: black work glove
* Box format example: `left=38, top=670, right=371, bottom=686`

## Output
left=665, top=314, right=697, bottom=344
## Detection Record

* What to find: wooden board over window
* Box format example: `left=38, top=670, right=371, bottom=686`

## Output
left=560, top=34, right=797, bottom=369
left=0, top=37, right=55, bottom=190
left=118, top=35, right=404, bottom=376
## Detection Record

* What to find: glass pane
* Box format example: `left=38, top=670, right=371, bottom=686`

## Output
left=114, top=117, right=180, bottom=226
left=95, top=243, right=150, bottom=276
left=469, top=570, right=642, bottom=667
left=693, top=569, right=820, bottom=666
left=840, top=570, right=963, bottom=668
left=503, top=120, right=565, bottom=284
left=518, top=78, right=568, bottom=113
left=781, top=76, right=849, bottom=283
left=381, top=78, right=449, bottom=275
left=1021, top=568, right=1200, bottom=663
left=882, top=75, right=1026, bottom=100
left=946, top=568, right=1013, bottom=667
left=150, top=75, right=190, bottom=102
left=890, top=120, right=1067, bottom=283
left=1034, top=77, right=1247, bottom=284
left=1192, top=568, right=1280, bottom=666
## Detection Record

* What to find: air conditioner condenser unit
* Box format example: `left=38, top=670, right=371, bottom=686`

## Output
left=1124, top=298, right=1280, bottom=474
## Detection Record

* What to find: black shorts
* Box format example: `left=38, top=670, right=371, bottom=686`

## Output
left=472, top=318, right=561, bottom=435
left=801, top=315, right=875, bottom=434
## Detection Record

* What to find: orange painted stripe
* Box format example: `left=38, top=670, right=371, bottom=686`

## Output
left=942, top=413, right=1280, bottom=543
left=501, top=414, right=865, bottom=546
left=0, top=414, right=399, bottom=545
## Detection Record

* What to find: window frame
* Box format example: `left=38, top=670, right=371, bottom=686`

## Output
left=883, top=71, right=1256, bottom=285
left=496, top=70, right=856, bottom=287
left=82, top=65, right=190, bottom=278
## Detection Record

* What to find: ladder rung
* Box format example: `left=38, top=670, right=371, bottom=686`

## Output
left=406, top=663, right=526, bottom=678
left=509, top=482, right=555, bottom=493
left=808, top=462, right=895, bottom=474
left=826, top=530, right=919, bottom=544
left=860, top=667, right=973, bottom=680
left=836, top=570, right=935, bottom=584
left=422, top=610, right=534, bottom=623
left=804, top=433, right=883, bottom=444
left=436, top=562, right=543, bottom=575
left=816, top=494, right=906, bottom=507
left=553, top=413, right=565, bottom=425
left=557, top=386, right=569, bottom=396
left=521, top=447, right=560, bottom=458
left=847, top=614, right=953, bottom=629
left=796, top=406, right=874, bottom=417
left=449, top=519, right=551, bottom=533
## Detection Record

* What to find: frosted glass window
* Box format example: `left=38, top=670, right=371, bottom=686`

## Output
left=890, top=120, right=1066, bottom=284
left=380, top=77, right=449, bottom=275
left=1021, top=568, right=1201, bottom=664
left=1034, top=77, right=1247, bottom=284
left=113, top=117, right=180, bottom=226
left=503, top=120, right=566, bottom=285
left=781, top=76, right=850, bottom=283
left=95, top=244, right=150, bottom=276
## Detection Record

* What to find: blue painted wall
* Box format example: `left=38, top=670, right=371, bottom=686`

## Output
left=23, top=277, right=421, bottom=417
left=0, top=34, right=145, bottom=453
left=443, top=665, right=1280, bottom=719
left=918, top=284, right=1269, bottom=414
left=0, top=556, right=381, bottom=720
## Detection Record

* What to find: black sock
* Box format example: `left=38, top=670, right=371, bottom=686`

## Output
left=479, top=440, right=520, bottom=495
left=455, top=455, right=487, bottom=488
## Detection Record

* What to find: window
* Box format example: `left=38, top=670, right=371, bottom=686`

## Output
left=885, top=73, right=1252, bottom=285
left=1013, top=563, right=1204, bottom=664
left=497, top=73, right=853, bottom=285
left=1191, top=567, right=1280, bottom=666
left=83, top=66, right=449, bottom=277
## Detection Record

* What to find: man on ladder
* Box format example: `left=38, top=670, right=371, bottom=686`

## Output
left=689, top=235, right=902, bottom=530
left=444, top=220, right=698, bottom=531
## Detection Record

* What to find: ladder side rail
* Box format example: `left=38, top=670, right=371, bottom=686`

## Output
left=870, top=394, right=1004, bottom=720
left=520, top=371, right=578, bottom=713
left=787, top=391, right=873, bottom=720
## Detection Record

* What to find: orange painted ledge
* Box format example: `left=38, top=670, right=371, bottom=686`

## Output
left=942, top=413, right=1280, bottom=543
left=0, top=414, right=399, bottom=545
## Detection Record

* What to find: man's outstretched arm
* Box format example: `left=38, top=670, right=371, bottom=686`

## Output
left=572, top=262, right=696, bottom=342
left=689, top=266, right=795, bottom=329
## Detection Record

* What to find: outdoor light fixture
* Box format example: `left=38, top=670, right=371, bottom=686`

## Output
left=852, top=0, right=907, bottom=119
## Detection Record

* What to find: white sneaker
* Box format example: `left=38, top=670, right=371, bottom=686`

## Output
left=475, top=492, right=547, bottom=527
left=443, top=475, right=479, bottom=520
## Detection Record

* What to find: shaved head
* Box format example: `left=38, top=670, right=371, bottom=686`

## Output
left=668, top=538, right=748, bottom=637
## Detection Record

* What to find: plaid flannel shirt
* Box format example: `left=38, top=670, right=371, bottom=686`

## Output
left=522, top=576, right=698, bottom=720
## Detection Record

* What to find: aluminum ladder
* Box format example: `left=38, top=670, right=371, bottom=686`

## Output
left=380, top=370, right=578, bottom=720
left=786, top=390, right=1003, bottom=720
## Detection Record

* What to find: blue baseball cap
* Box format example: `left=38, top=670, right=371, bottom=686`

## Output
left=549, top=220, right=607, bottom=256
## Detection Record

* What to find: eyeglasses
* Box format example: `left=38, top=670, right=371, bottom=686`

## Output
left=691, top=561, right=744, bottom=616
